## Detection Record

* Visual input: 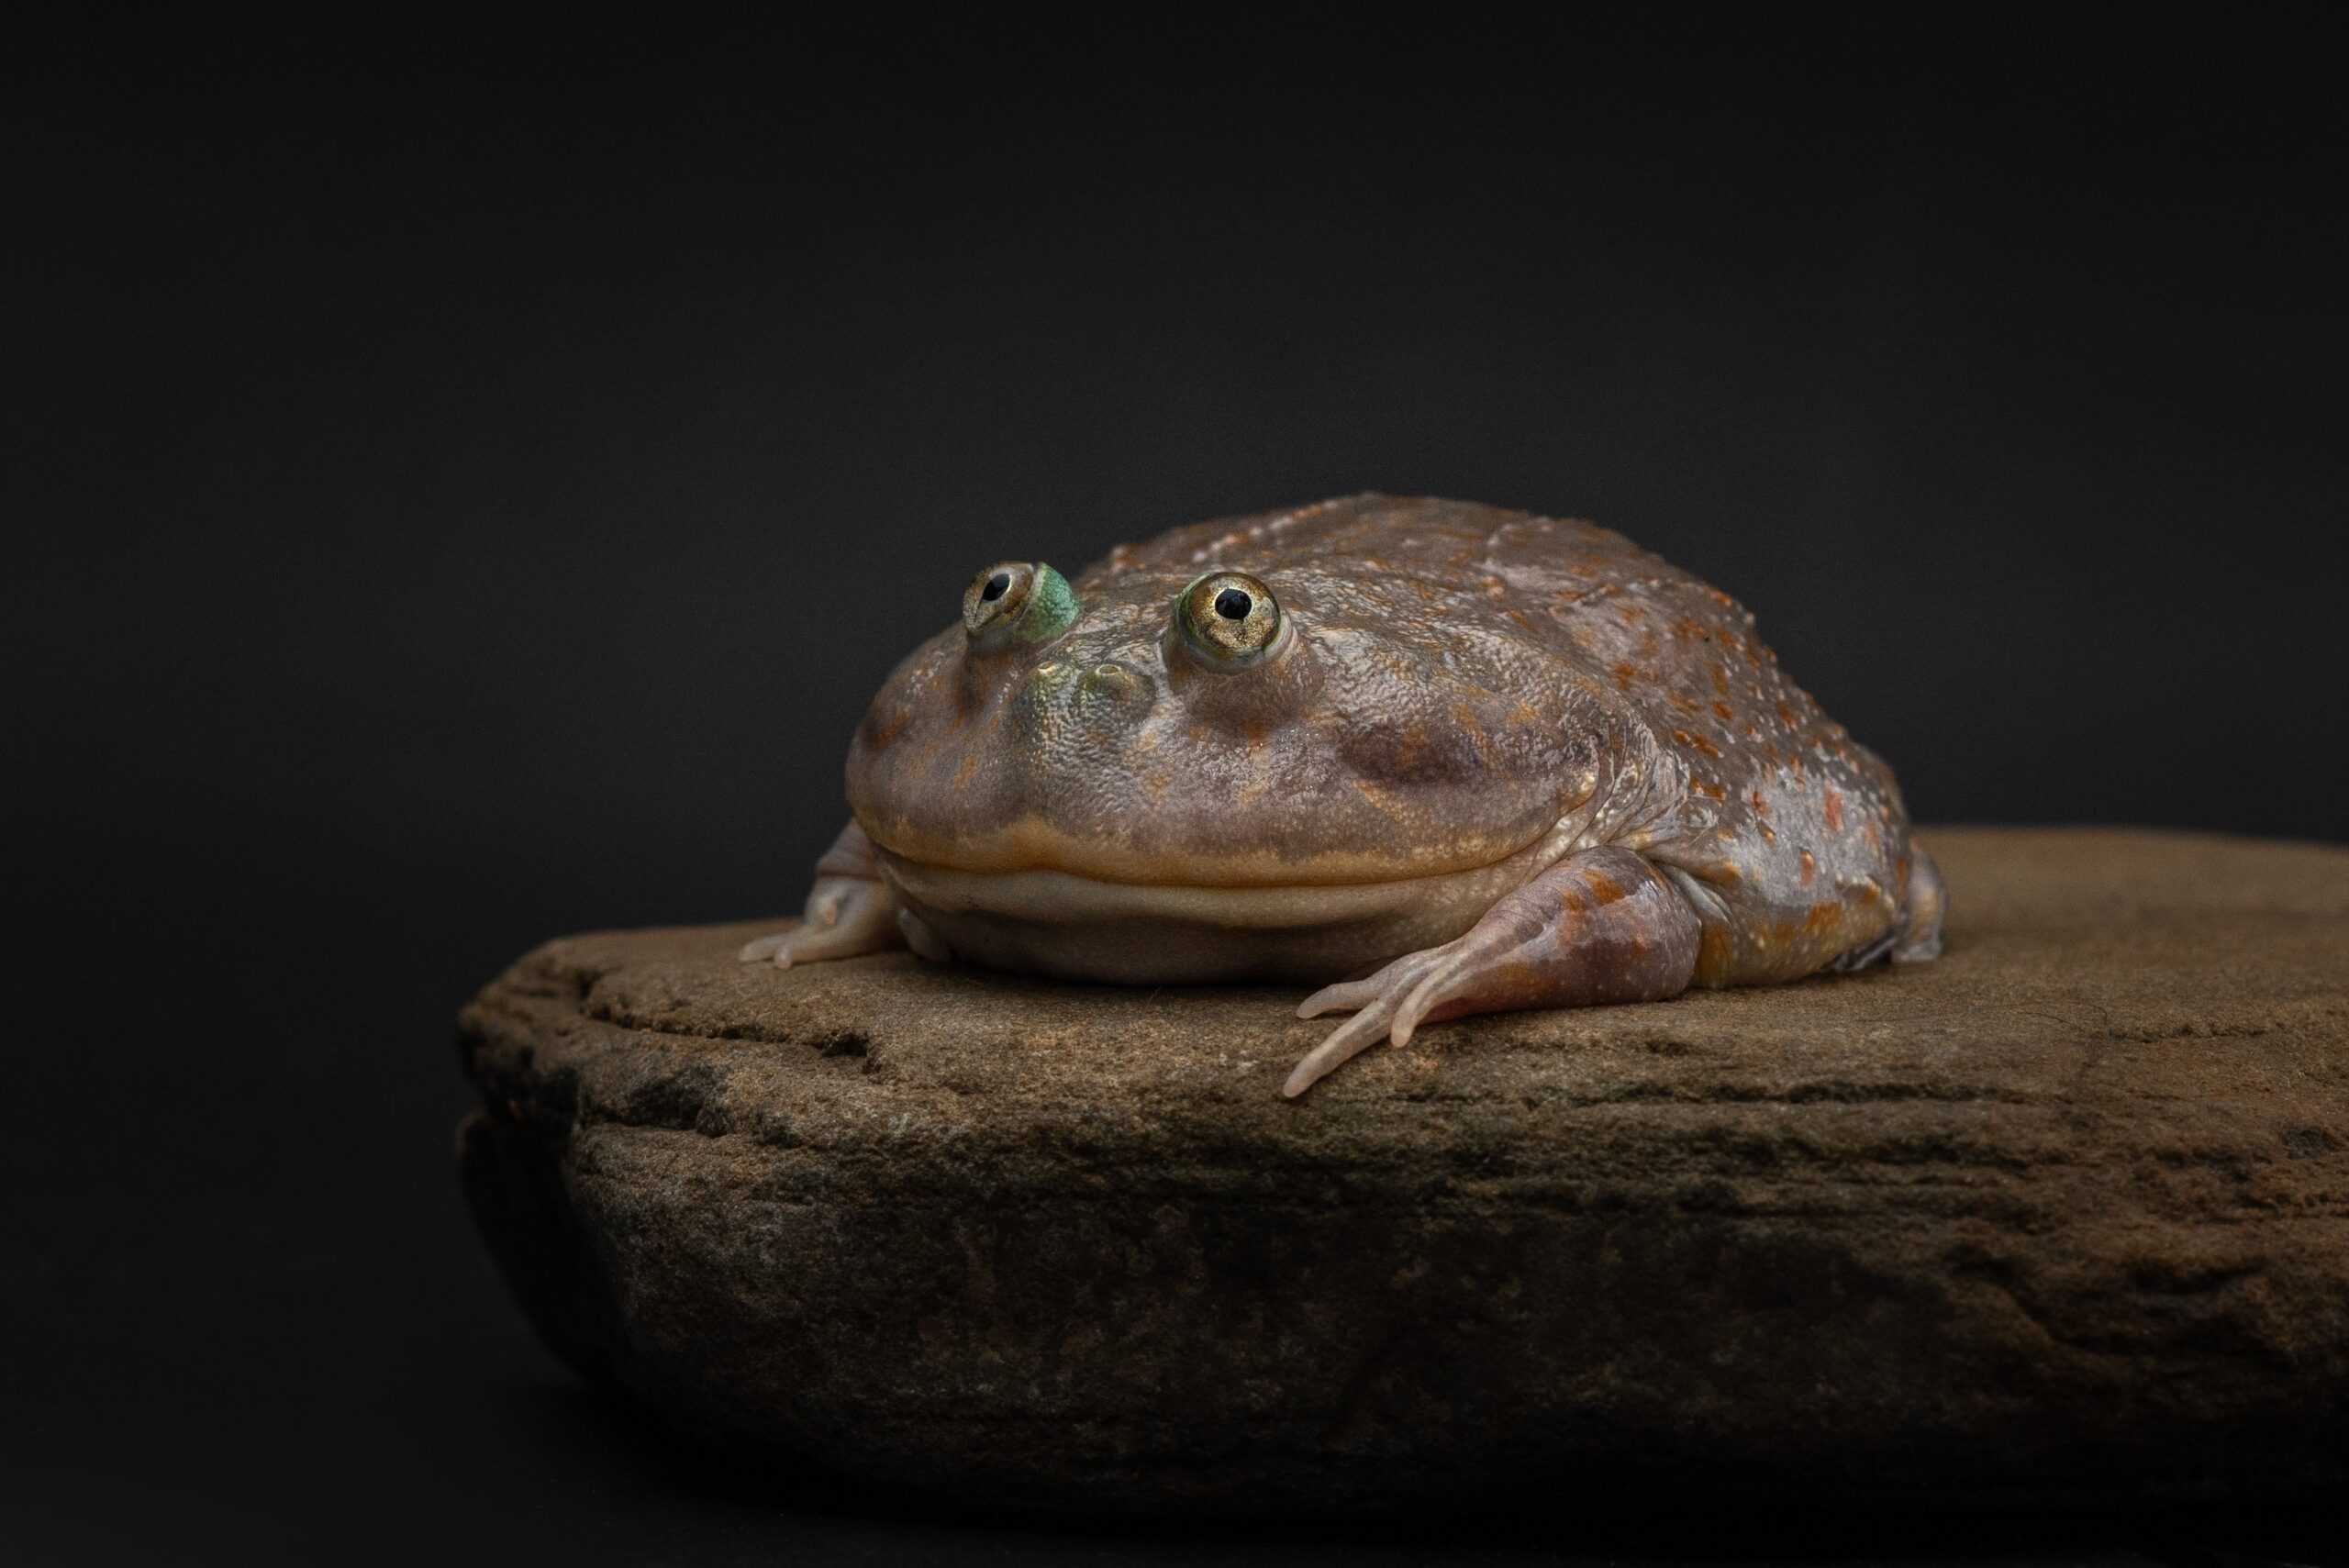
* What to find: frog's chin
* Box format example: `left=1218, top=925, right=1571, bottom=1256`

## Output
left=871, top=832, right=1571, bottom=984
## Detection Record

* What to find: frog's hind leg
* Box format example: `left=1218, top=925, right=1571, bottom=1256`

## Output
left=1819, top=845, right=1947, bottom=973
left=1285, top=846, right=1700, bottom=1097
left=1891, top=843, right=1947, bottom=964
left=737, top=820, right=915, bottom=968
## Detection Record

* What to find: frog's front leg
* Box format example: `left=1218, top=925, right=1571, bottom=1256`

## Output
left=738, top=820, right=918, bottom=968
left=1283, top=846, right=1700, bottom=1097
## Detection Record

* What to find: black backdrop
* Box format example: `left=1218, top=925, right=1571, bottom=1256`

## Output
left=7, top=19, right=2345, bottom=1565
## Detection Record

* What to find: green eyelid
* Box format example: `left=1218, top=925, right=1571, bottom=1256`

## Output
left=963, top=560, right=1080, bottom=651
left=1016, top=562, right=1079, bottom=644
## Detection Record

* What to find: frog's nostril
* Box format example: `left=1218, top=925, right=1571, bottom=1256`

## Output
left=1078, top=660, right=1152, bottom=706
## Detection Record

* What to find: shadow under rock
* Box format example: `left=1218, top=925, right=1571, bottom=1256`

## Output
left=484, top=1377, right=2348, bottom=1568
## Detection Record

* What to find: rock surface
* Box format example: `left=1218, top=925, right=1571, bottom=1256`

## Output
left=458, top=828, right=2349, bottom=1514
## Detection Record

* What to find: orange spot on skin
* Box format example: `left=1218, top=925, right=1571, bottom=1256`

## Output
left=1670, top=728, right=1722, bottom=759
left=1692, top=778, right=1727, bottom=800
left=1712, top=702, right=1735, bottom=721
left=1824, top=790, right=1844, bottom=831
left=865, top=705, right=912, bottom=749
left=952, top=753, right=978, bottom=790
left=1711, top=665, right=1731, bottom=695
left=1748, top=790, right=1770, bottom=814
left=1695, top=925, right=1733, bottom=985
left=1799, top=850, right=1817, bottom=885
left=1612, top=662, right=1641, bottom=690
left=1583, top=872, right=1626, bottom=905
left=1776, top=702, right=1799, bottom=728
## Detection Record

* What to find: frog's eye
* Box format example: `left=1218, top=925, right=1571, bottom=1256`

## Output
left=1172, top=570, right=1286, bottom=668
left=963, top=561, right=1078, bottom=651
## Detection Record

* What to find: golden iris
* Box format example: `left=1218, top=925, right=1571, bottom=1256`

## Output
left=1172, top=571, right=1285, bottom=667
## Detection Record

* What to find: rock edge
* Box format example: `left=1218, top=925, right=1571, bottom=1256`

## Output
left=458, top=828, right=2349, bottom=1514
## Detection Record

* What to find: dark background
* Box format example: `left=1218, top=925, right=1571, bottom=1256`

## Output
left=6, top=17, right=2345, bottom=1565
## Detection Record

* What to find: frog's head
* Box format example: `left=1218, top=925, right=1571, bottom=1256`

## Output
left=843, top=534, right=1600, bottom=928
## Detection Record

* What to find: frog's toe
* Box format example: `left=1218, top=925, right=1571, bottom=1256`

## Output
left=1296, top=974, right=1387, bottom=1019
left=1388, top=951, right=1488, bottom=1048
left=1284, top=995, right=1405, bottom=1099
left=738, top=932, right=789, bottom=962
left=1297, top=949, right=1442, bottom=1020
left=1285, top=950, right=1447, bottom=1095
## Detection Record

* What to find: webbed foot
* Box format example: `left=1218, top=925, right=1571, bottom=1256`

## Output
left=1284, top=846, right=1701, bottom=1097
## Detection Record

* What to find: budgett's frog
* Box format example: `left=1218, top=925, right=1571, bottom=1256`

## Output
left=743, top=495, right=1945, bottom=1095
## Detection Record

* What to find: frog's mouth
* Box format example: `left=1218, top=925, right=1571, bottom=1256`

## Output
left=858, top=805, right=1562, bottom=887
left=869, top=834, right=1568, bottom=984
left=874, top=818, right=1571, bottom=930
left=881, top=851, right=1485, bottom=925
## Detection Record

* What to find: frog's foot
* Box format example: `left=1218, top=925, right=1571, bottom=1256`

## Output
left=738, top=819, right=913, bottom=968
left=738, top=873, right=908, bottom=967
left=1284, top=846, right=1701, bottom=1098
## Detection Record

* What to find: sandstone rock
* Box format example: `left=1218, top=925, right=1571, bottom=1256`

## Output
left=457, top=828, right=2349, bottom=1514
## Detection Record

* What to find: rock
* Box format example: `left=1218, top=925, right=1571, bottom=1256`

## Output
left=457, top=828, right=2349, bottom=1515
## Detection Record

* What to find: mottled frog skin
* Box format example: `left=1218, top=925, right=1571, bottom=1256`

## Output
left=743, top=495, right=1944, bottom=1095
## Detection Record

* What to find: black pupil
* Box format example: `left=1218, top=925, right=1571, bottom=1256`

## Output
left=981, top=572, right=1012, bottom=603
left=1213, top=587, right=1252, bottom=620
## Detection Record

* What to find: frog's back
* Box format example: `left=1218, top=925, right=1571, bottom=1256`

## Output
left=1102, top=494, right=1829, bottom=752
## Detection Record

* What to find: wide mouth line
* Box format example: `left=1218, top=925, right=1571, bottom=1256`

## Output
left=874, top=843, right=1541, bottom=896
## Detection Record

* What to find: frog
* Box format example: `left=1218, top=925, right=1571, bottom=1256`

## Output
left=740, top=495, right=1945, bottom=1097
